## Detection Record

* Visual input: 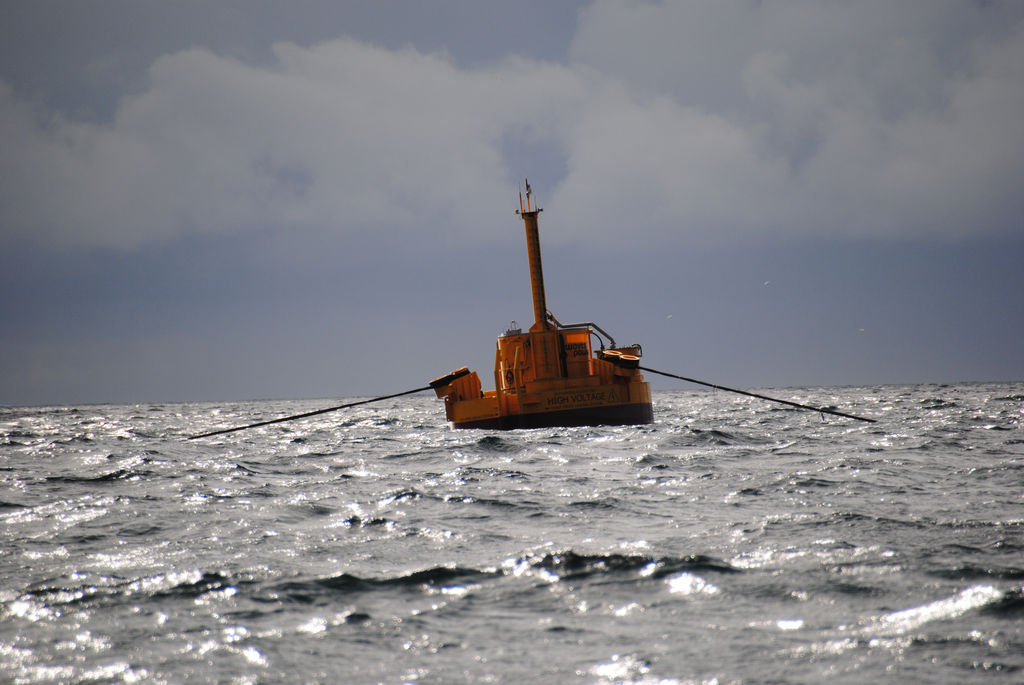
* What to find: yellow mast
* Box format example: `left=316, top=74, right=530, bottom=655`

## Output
left=518, top=180, right=552, bottom=333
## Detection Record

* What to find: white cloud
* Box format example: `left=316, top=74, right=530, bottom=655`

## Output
left=551, top=85, right=789, bottom=244
left=2, top=1, right=1023, bottom=252
left=559, top=0, right=1024, bottom=243
left=1, top=41, right=581, bottom=250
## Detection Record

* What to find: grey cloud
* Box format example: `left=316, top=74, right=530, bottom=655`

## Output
left=2, top=1, right=1022, bottom=255
left=555, top=0, right=1024, bottom=243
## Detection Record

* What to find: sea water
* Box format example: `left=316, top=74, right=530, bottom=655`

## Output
left=1, top=383, right=1022, bottom=683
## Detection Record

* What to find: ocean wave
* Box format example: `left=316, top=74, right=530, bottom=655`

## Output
left=474, top=435, right=520, bottom=452
left=927, top=564, right=1024, bottom=581
left=517, top=550, right=739, bottom=581
left=44, top=468, right=147, bottom=484
left=861, top=585, right=1007, bottom=637
left=251, top=551, right=743, bottom=605
left=269, top=566, right=498, bottom=602
left=7, top=570, right=245, bottom=614
left=979, top=588, right=1024, bottom=617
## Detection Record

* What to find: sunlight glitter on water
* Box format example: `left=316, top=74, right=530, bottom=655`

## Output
left=861, top=585, right=1004, bottom=637
left=1, top=384, right=1022, bottom=682
left=666, top=572, right=719, bottom=596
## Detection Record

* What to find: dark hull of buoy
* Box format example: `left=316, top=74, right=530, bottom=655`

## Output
left=451, top=401, right=653, bottom=430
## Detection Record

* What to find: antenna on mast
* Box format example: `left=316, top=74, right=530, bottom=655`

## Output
left=518, top=178, right=538, bottom=214
left=519, top=178, right=535, bottom=214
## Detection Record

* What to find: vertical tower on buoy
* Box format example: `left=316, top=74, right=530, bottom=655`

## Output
left=430, top=180, right=653, bottom=429
left=519, top=180, right=551, bottom=333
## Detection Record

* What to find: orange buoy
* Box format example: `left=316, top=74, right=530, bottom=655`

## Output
left=431, top=182, right=653, bottom=429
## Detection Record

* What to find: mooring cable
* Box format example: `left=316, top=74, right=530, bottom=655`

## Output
left=186, top=386, right=433, bottom=440
left=639, top=366, right=877, bottom=423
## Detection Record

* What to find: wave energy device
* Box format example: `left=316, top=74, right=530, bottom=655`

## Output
left=429, top=182, right=654, bottom=429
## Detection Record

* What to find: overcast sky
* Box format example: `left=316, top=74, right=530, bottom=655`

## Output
left=2, top=0, right=1022, bottom=406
